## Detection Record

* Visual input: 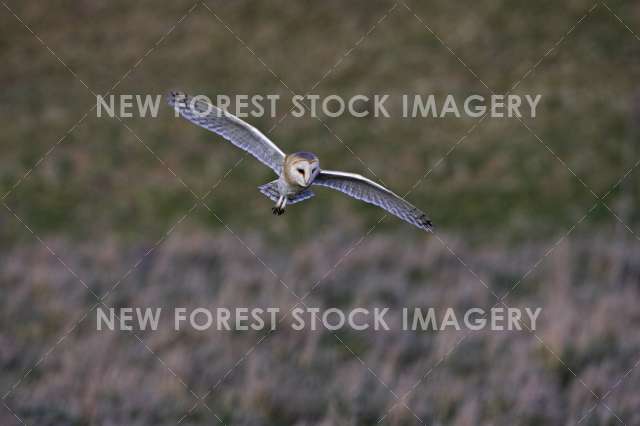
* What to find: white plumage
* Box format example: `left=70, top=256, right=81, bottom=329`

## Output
left=168, top=92, right=433, bottom=232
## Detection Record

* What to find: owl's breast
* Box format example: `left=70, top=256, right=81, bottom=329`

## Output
left=278, top=174, right=306, bottom=196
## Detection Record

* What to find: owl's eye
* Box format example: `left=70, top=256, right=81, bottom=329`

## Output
left=296, top=168, right=305, bottom=175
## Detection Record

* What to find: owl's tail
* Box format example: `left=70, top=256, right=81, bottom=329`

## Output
left=258, top=180, right=315, bottom=205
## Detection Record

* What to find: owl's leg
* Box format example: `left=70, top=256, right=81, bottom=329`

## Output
left=272, top=195, right=287, bottom=216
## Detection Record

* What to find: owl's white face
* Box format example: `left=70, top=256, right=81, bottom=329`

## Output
left=289, top=159, right=320, bottom=187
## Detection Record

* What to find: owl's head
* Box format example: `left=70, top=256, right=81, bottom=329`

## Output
left=286, top=152, right=320, bottom=187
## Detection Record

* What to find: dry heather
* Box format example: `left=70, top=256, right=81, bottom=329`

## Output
left=2, top=230, right=639, bottom=425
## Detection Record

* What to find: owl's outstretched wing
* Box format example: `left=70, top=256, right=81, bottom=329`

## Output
left=168, top=91, right=285, bottom=175
left=313, top=170, right=433, bottom=231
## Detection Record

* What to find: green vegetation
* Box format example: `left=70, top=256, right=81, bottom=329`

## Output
left=1, top=0, right=638, bottom=244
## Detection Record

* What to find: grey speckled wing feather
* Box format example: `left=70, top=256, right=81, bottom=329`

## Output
left=167, top=91, right=285, bottom=175
left=313, top=170, right=433, bottom=231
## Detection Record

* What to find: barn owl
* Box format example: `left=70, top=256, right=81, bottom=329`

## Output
left=168, top=92, right=433, bottom=231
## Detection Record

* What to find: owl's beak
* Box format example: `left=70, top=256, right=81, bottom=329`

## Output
left=302, top=168, right=312, bottom=186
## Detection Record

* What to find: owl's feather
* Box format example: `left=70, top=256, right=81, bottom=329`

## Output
left=313, top=171, right=433, bottom=231
left=258, top=180, right=315, bottom=205
left=168, top=92, right=285, bottom=174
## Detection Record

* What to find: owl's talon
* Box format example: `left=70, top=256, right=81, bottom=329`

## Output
left=272, top=207, right=285, bottom=216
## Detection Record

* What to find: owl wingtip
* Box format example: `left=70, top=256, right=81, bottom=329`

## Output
left=419, top=216, right=434, bottom=232
left=167, top=90, right=188, bottom=105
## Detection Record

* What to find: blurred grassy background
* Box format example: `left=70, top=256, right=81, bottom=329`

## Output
left=2, top=0, right=638, bottom=243
left=1, top=0, right=640, bottom=425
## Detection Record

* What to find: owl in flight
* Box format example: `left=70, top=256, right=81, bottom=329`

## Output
left=168, top=92, right=433, bottom=231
